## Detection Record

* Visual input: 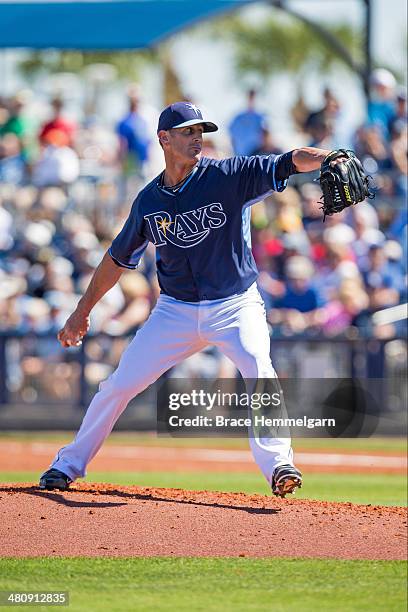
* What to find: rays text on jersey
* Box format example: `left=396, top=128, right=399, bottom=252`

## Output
left=144, top=203, right=227, bottom=248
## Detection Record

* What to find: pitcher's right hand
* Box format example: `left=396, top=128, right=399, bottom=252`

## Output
left=57, top=310, right=90, bottom=348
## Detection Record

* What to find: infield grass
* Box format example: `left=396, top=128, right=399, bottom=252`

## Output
left=0, top=557, right=406, bottom=611
left=1, top=470, right=406, bottom=506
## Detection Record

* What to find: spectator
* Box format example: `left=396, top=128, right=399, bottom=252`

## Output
left=361, top=244, right=404, bottom=309
left=0, top=275, right=28, bottom=331
left=251, top=126, right=283, bottom=156
left=267, top=256, right=323, bottom=335
left=304, top=88, right=340, bottom=137
left=0, top=97, right=8, bottom=128
left=39, top=97, right=76, bottom=147
left=384, top=239, right=406, bottom=277
left=116, top=84, right=152, bottom=181
left=274, top=256, right=322, bottom=312
left=0, top=92, right=32, bottom=146
left=354, top=125, right=391, bottom=172
left=270, top=187, right=304, bottom=234
left=307, top=117, right=335, bottom=149
left=0, top=198, right=14, bottom=252
left=299, top=183, right=323, bottom=228
left=350, top=202, right=382, bottom=264
left=368, top=68, right=397, bottom=139
left=229, top=89, right=267, bottom=155
left=314, top=239, right=355, bottom=303
left=389, top=120, right=407, bottom=198
left=104, top=272, right=152, bottom=335
left=315, top=279, right=370, bottom=336
left=0, top=133, right=27, bottom=186
left=389, top=87, right=407, bottom=134
left=32, top=129, right=80, bottom=188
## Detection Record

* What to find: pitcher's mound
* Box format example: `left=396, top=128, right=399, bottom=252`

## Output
left=0, top=483, right=406, bottom=559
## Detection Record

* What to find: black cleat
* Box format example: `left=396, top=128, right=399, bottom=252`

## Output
left=39, top=469, right=72, bottom=491
left=272, top=464, right=302, bottom=498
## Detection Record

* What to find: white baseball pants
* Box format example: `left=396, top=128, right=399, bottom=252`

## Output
left=51, top=283, right=293, bottom=485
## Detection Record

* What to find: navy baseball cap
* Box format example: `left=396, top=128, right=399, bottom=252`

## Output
left=157, top=101, right=218, bottom=133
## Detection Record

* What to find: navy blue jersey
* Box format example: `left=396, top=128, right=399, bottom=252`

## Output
left=109, top=154, right=289, bottom=301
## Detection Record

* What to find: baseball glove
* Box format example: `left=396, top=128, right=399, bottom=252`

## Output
left=319, top=149, right=373, bottom=220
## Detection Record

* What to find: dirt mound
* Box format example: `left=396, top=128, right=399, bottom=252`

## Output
left=0, top=483, right=406, bottom=560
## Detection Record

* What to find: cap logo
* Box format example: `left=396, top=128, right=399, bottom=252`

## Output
left=184, top=103, right=201, bottom=117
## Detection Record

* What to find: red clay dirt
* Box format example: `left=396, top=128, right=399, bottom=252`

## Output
left=0, top=483, right=406, bottom=560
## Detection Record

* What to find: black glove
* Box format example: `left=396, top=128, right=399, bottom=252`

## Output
left=319, top=149, right=373, bottom=221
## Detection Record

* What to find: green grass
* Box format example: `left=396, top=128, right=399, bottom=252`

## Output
left=0, top=558, right=406, bottom=611
left=2, top=470, right=406, bottom=506
left=0, top=431, right=406, bottom=452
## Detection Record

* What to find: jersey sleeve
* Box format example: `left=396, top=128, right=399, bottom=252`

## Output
left=108, top=197, right=148, bottom=269
left=232, top=154, right=289, bottom=207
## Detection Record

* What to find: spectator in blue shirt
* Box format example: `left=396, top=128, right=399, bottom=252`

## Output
left=117, top=86, right=151, bottom=178
left=0, top=133, right=27, bottom=185
left=229, top=89, right=267, bottom=155
left=362, top=244, right=404, bottom=294
left=274, top=256, right=322, bottom=313
left=361, top=244, right=404, bottom=315
left=367, top=69, right=397, bottom=140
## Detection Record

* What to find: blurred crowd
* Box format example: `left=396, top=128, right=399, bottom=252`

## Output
left=0, top=69, right=407, bottom=350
